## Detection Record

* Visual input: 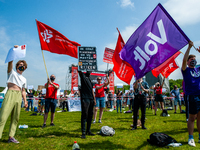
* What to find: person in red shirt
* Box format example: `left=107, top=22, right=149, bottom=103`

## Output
left=93, top=75, right=110, bottom=123
left=42, top=74, right=59, bottom=128
left=154, top=77, right=165, bottom=115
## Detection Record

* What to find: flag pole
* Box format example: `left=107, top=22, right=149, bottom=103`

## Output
left=41, top=50, right=49, bottom=78
left=35, top=19, right=49, bottom=78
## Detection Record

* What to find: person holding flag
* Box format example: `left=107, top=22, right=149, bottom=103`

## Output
left=0, top=45, right=28, bottom=143
left=182, top=41, right=200, bottom=147
left=42, top=74, right=59, bottom=128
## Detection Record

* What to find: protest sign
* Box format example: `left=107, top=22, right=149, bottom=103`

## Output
left=78, top=47, right=97, bottom=71
left=5, top=45, right=26, bottom=63
left=103, top=47, right=114, bottom=64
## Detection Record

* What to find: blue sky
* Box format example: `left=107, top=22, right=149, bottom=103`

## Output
left=0, top=0, right=200, bottom=90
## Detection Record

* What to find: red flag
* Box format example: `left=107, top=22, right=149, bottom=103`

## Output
left=71, top=66, right=78, bottom=94
left=109, top=71, right=115, bottom=95
left=152, top=51, right=180, bottom=78
left=36, top=20, right=81, bottom=58
left=112, top=29, right=135, bottom=84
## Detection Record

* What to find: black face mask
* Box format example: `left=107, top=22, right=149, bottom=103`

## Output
left=190, top=59, right=197, bottom=67
left=50, top=77, right=55, bottom=81
left=18, top=66, right=25, bottom=71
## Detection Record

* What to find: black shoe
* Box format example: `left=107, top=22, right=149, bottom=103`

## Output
left=142, top=126, right=147, bottom=129
left=50, top=123, right=55, bottom=126
left=86, top=132, right=95, bottom=136
left=131, top=126, right=137, bottom=130
left=81, top=134, right=86, bottom=139
left=155, top=113, right=156, bottom=115
left=42, top=124, right=46, bottom=128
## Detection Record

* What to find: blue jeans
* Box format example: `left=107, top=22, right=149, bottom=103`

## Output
left=117, top=99, right=122, bottom=113
left=110, top=101, right=113, bottom=109
left=27, top=100, right=33, bottom=111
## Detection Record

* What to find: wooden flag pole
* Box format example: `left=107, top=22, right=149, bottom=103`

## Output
left=41, top=50, right=49, bottom=78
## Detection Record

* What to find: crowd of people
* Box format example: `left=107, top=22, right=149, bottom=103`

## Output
left=0, top=41, right=200, bottom=147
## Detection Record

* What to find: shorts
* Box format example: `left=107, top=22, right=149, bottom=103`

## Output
left=38, top=100, right=41, bottom=107
left=95, top=97, right=105, bottom=108
left=40, top=99, right=45, bottom=106
left=45, top=98, right=57, bottom=113
left=188, top=95, right=200, bottom=114
left=155, top=94, right=164, bottom=102
left=174, top=98, right=181, bottom=106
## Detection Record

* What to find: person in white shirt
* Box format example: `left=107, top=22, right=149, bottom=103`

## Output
left=0, top=45, right=28, bottom=144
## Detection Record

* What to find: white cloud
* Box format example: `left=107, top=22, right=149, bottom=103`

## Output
left=164, top=0, right=200, bottom=26
left=118, top=0, right=134, bottom=8
left=121, top=25, right=138, bottom=42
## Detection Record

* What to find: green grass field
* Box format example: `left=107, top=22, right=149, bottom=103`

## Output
left=0, top=106, right=199, bottom=150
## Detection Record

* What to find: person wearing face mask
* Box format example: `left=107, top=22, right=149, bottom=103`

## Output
left=42, top=74, right=59, bottom=128
left=154, top=77, right=165, bottom=115
left=78, top=71, right=96, bottom=139
left=170, top=85, right=182, bottom=114
left=132, top=77, right=149, bottom=130
left=0, top=45, right=28, bottom=144
left=182, top=41, right=200, bottom=147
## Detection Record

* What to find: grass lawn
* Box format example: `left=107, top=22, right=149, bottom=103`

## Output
left=0, top=106, right=199, bottom=150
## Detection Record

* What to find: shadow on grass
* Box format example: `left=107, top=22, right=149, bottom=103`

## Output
left=164, top=120, right=187, bottom=123
left=134, top=141, right=151, bottom=150
left=80, top=140, right=126, bottom=149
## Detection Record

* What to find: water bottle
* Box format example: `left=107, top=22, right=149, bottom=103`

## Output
left=19, top=124, right=28, bottom=129
left=72, top=141, right=80, bottom=150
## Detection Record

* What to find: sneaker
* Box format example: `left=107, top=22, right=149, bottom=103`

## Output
left=50, top=123, right=55, bottom=126
left=188, top=139, right=196, bottom=147
left=131, top=126, right=137, bottom=130
left=98, top=120, right=102, bottom=123
left=8, top=137, right=20, bottom=143
left=142, top=125, right=147, bottom=129
left=81, top=134, right=86, bottom=139
left=86, top=131, right=95, bottom=136
left=42, top=124, right=46, bottom=128
left=174, top=112, right=177, bottom=114
left=93, top=120, right=96, bottom=124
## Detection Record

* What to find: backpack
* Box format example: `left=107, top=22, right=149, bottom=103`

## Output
left=147, top=132, right=177, bottom=147
left=160, top=109, right=168, bottom=117
left=99, top=126, right=115, bottom=136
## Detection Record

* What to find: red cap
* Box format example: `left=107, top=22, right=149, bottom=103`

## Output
left=74, top=141, right=77, bottom=143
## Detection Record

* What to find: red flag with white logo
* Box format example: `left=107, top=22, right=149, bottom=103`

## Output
left=36, top=20, right=81, bottom=58
left=112, top=29, right=135, bottom=85
left=103, top=47, right=115, bottom=64
left=152, top=51, right=180, bottom=78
